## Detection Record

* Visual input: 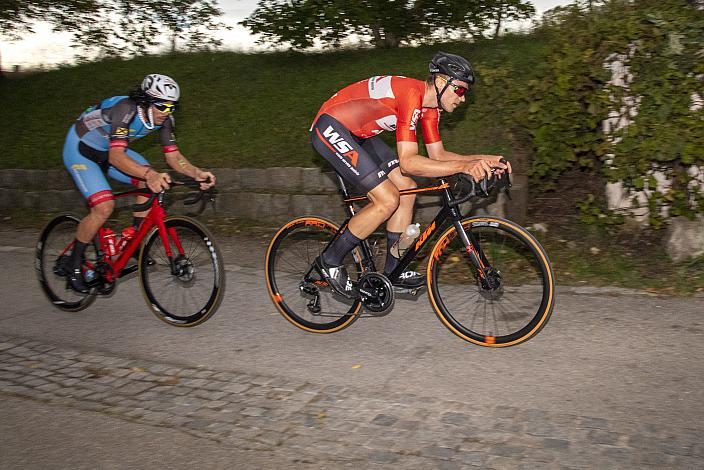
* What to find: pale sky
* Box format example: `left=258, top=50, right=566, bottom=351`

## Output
left=0, top=0, right=573, bottom=71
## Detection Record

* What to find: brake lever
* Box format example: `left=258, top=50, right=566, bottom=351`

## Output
left=480, top=177, right=489, bottom=196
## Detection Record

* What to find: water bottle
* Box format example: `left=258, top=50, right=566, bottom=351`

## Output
left=392, top=223, right=421, bottom=258
left=103, top=228, right=117, bottom=256
left=84, top=269, right=96, bottom=282
left=117, top=226, right=137, bottom=253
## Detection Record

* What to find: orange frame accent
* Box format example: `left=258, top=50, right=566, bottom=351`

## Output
left=343, top=182, right=450, bottom=203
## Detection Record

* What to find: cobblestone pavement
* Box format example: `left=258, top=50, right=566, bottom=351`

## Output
left=2, top=335, right=703, bottom=469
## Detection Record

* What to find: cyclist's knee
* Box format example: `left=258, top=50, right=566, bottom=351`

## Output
left=370, top=187, right=400, bottom=219
left=91, top=199, right=115, bottom=220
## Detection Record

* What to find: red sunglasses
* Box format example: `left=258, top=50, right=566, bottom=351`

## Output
left=439, top=77, right=469, bottom=97
left=448, top=82, right=468, bottom=97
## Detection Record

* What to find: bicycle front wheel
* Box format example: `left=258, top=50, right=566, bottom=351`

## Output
left=139, top=216, right=225, bottom=327
left=428, top=217, right=555, bottom=347
left=35, top=214, right=97, bottom=312
left=266, top=216, right=362, bottom=333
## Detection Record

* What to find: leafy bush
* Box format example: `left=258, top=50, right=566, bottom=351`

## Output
left=523, top=0, right=704, bottom=226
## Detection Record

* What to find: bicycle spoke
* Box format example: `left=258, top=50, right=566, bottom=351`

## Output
left=140, top=218, right=223, bottom=326
left=266, top=218, right=361, bottom=333
left=429, top=217, right=554, bottom=346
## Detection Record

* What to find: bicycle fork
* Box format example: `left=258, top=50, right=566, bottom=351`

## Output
left=153, top=217, right=189, bottom=277
left=452, top=219, right=502, bottom=292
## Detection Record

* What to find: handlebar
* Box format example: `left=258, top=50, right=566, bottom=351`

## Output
left=131, top=174, right=216, bottom=214
left=447, top=159, right=512, bottom=208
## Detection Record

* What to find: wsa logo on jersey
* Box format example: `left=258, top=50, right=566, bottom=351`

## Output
left=409, top=109, right=421, bottom=131
left=319, top=126, right=360, bottom=173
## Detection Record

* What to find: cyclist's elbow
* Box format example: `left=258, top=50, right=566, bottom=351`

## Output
left=398, top=155, right=415, bottom=174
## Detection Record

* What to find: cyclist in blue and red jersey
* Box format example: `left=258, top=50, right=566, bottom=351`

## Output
left=310, top=52, right=512, bottom=296
left=63, top=73, right=216, bottom=293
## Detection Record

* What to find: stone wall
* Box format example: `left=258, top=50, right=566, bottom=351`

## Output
left=0, top=168, right=528, bottom=225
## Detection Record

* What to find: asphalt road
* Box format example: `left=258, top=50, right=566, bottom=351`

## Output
left=1, top=227, right=703, bottom=468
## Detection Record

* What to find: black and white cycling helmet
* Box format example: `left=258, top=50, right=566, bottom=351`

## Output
left=141, top=73, right=180, bottom=102
left=429, top=52, right=475, bottom=85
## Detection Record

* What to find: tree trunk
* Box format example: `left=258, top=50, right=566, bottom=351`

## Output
left=493, top=7, right=504, bottom=39
left=370, top=24, right=384, bottom=48
left=170, top=34, right=176, bottom=53
left=384, top=31, right=400, bottom=48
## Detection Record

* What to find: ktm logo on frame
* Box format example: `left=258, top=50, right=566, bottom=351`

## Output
left=415, top=221, right=436, bottom=251
left=318, top=126, right=359, bottom=167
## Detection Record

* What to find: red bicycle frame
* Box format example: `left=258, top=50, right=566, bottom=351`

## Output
left=91, top=190, right=185, bottom=283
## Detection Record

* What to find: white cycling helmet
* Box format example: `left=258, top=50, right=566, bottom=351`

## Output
left=141, top=73, right=180, bottom=102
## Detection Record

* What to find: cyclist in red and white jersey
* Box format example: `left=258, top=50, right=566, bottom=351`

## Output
left=310, top=51, right=511, bottom=295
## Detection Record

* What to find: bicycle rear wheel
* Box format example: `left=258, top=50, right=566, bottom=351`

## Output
left=139, top=216, right=225, bottom=327
left=35, top=214, right=97, bottom=312
left=266, top=217, right=362, bottom=333
left=428, top=217, right=555, bottom=347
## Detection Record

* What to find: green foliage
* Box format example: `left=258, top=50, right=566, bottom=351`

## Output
left=576, top=194, right=624, bottom=226
left=70, top=0, right=230, bottom=59
left=0, top=0, right=99, bottom=40
left=524, top=0, right=704, bottom=224
left=0, top=37, right=547, bottom=169
left=240, top=0, right=534, bottom=49
left=1, top=1, right=229, bottom=60
left=607, top=0, right=704, bottom=226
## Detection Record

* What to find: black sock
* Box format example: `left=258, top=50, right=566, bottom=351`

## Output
left=384, top=231, right=402, bottom=275
left=132, top=216, right=145, bottom=229
left=322, top=229, right=361, bottom=266
left=70, top=239, right=88, bottom=270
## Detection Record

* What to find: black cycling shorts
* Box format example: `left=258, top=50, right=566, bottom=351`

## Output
left=311, top=114, right=400, bottom=193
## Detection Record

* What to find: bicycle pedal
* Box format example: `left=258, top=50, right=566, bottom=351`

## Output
left=393, top=285, right=425, bottom=298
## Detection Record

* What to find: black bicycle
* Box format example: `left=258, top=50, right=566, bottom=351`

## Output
left=265, top=170, right=555, bottom=347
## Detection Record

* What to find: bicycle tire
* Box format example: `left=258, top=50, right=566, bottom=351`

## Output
left=427, top=216, right=555, bottom=347
left=35, top=214, right=97, bottom=312
left=139, top=216, right=225, bottom=327
left=266, top=216, right=362, bottom=333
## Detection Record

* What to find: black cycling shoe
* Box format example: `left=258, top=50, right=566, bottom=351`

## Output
left=392, top=270, right=426, bottom=289
left=313, top=255, right=358, bottom=298
left=67, top=268, right=90, bottom=294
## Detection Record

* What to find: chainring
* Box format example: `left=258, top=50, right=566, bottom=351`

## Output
left=358, top=272, right=395, bottom=316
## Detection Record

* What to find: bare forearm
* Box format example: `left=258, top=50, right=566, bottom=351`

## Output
left=431, top=149, right=485, bottom=163
left=399, top=154, right=463, bottom=178
left=108, top=150, right=149, bottom=178
left=165, top=152, right=199, bottom=178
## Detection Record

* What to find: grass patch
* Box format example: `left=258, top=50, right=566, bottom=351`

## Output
left=0, top=35, right=547, bottom=169
left=536, top=222, right=704, bottom=296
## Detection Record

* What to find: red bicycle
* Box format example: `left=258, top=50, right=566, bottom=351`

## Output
left=35, top=177, right=225, bottom=327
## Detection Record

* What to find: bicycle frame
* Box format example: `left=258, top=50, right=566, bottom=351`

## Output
left=90, top=189, right=185, bottom=283
left=333, top=175, right=491, bottom=285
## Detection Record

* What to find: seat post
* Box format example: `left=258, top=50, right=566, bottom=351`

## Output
left=335, top=174, right=358, bottom=218
left=336, top=174, right=351, bottom=198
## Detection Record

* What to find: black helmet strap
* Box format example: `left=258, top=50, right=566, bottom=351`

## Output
left=433, top=74, right=453, bottom=112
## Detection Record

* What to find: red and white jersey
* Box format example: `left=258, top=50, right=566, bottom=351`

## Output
left=314, top=76, right=441, bottom=144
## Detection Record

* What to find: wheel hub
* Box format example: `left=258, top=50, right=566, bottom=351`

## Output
left=174, top=255, right=195, bottom=283
left=478, top=267, right=503, bottom=299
